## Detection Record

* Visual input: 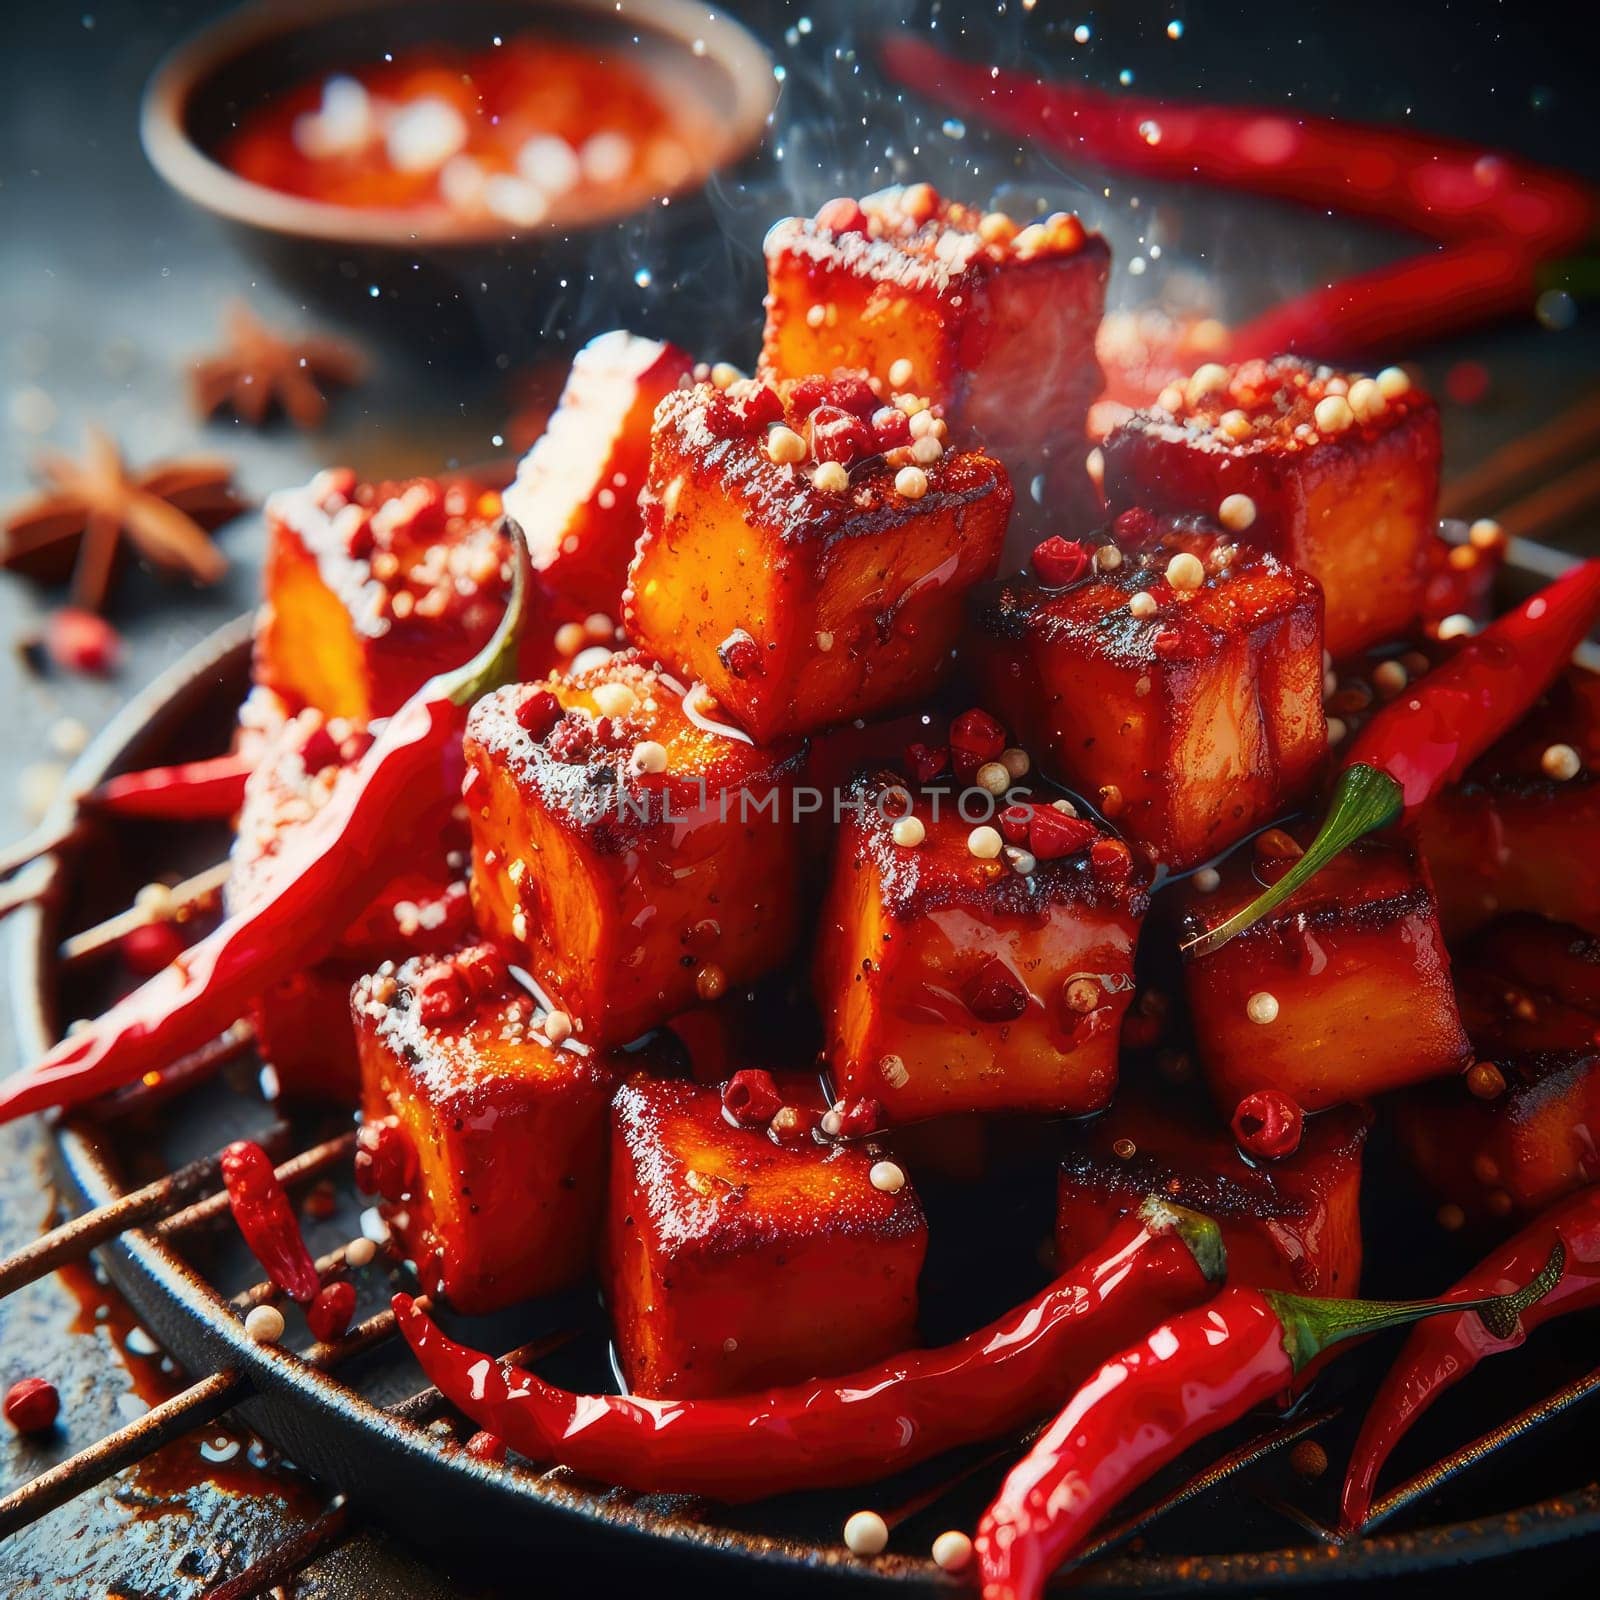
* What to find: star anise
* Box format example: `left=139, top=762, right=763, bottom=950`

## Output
left=192, top=301, right=367, bottom=429
left=1, top=426, right=243, bottom=611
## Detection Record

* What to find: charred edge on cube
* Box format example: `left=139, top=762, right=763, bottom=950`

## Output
left=844, top=771, right=1149, bottom=921
left=465, top=648, right=805, bottom=856
left=611, top=1075, right=926, bottom=1260
left=642, top=383, right=1011, bottom=553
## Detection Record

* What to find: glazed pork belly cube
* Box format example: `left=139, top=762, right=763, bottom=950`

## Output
left=501, top=330, right=693, bottom=618
left=354, top=947, right=621, bottom=1315
left=226, top=709, right=472, bottom=1101
left=605, top=1074, right=926, bottom=1397
left=1182, top=828, right=1471, bottom=1114
left=1101, top=357, right=1441, bottom=657
left=974, top=517, right=1325, bottom=871
left=1058, top=1096, right=1369, bottom=1296
left=1413, top=665, right=1600, bottom=940
left=1393, top=917, right=1600, bottom=1230
left=761, top=187, right=1108, bottom=527
left=815, top=773, right=1148, bottom=1124
left=256, top=471, right=517, bottom=721
left=464, top=650, right=805, bottom=1049
left=625, top=374, right=1012, bottom=743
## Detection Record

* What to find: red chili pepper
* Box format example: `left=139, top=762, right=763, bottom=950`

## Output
left=0, top=525, right=532, bottom=1124
left=975, top=1260, right=1563, bottom=1600
left=393, top=1199, right=1227, bottom=1502
left=221, top=1140, right=321, bottom=1305
left=87, top=752, right=254, bottom=821
left=1186, top=559, right=1600, bottom=958
left=1340, top=1185, right=1600, bottom=1535
left=879, top=39, right=1597, bottom=361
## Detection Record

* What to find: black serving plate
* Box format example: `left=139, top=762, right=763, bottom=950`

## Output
left=10, top=535, right=1600, bottom=1595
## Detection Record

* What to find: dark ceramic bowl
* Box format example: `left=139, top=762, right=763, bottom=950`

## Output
left=140, top=0, right=775, bottom=358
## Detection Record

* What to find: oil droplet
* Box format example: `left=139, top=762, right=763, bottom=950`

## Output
left=634, top=268, right=653, bottom=288
left=942, top=118, right=966, bottom=139
left=1074, top=23, right=1092, bottom=42
left=200, top=1436, right=241, bottom=1464
left=1167, top=18, right=1185, bottom=37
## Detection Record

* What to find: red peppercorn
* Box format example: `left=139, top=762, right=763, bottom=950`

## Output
left=998, top=803, right=1034, bottom=846
left=834, top=1096, right=884, bottom=1138
left=871, top=406, right=911, bottom=450
left=465, top=1429, right=508, bottom=1463
left=814, top=196, right=870, bottom=237
left=455, top=942, right=509, bottom=1001
left=1112, top=506, right=1157, bottom=545
left=808, top=403, right=877, bottom=466
left=1028, top=807, right=1097, bottom=862
left=948, top=708, right=1006, bottom=782
left=121, top=919, right=184, bottom=976
left=1031, top=536, right=1092, bottom=589
left=1089, top=836, right=1134, bottom=883
left=307, top=1279, right=356, bottom=1343
left=44, top=607, right=122, bottom=676
left=354, top=1118, right=412, bottom=1201
left=717, top=629, right=765, bottom=679
left=1231, top=1089, right=1304, bottom=1161
left=965, top=956, right=1030, bottom=1023
left=516, top=689, right=562, bottom=739
left=904, top=741, right=949, bottom=785
left=414, top=962, right=468, bottom=1026
left=4, top=1377, right=59, bottom=1435
left=721, top=1069, right=783, bottom=1128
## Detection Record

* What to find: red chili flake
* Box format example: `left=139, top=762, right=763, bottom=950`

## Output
left=904, top=741, right=949, bottom=784
left=1028, top=807, right=1097, bottom=861
left=965, top=956, right=1029, bottom=1022
left=354, top=1118, right=413, bottom=1202
left=220, top=1140, right=321, bottom=1304
left=3, top=1377, right=59, bottom=1435
left=302, top=1179, right=339, bottom=1221
left=44, top=607, right=122, bottom=676
left=871, top=406, right=911, bottom=450
left=1088, top=836, right=1134, bottom=883
left=1151, top=627, right=1184, bottom=658
left=297, top=722, right=343, bottom=774
left=515, top=688, right=562, bottom=739
left=1231, top=1090, right=1304, bottom=1161
left=706, top=384, right=783, bottom=437
left=1031, top=536, right=1091, bottom=588
left=768, top=1105, right=822, bottom=1144
left=948, top=708, right=1006, bottom=782
left=998, top=803, right=1034, bottom=845
left=721, top=1068, right=783, bottom=1127
left=717, top=628, right=765, bottom=679
left=343, top=514, right=375, bottom=560
left=1113, top=506, right=1157, bottom=545
left=455, top=942, right=510, bottom=1001
left=814, top=196, right=870, bottom=236
left=808, top=403, right=877, bottom=466
left=546, top=715, right=594, bottom=764
left=414, top=962, right=468, bottom=1027
left=834, top=1096, right=884, bottom=1137
left=466, top=1429, right=508, bottom=1463
left=821, top=373, right=882, bottom=418
left=121, top=919, right=184, bottom=976
left=307, top=1279, right=356, bottom=1343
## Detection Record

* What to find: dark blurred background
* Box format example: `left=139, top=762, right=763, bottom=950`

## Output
left=1, top=1, right=1596, bottom=1594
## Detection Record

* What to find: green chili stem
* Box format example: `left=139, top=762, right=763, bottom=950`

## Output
left=445, top=515, right=533, bottom=709
left=1265, top=1241, right=1566, bottom=1374
left=1139, top=1196, right=1228, bottom=1286
left=1181, top=763, right=1405, bottom=962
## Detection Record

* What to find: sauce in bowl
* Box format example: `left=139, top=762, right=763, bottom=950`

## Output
left=221, top=37, right=714, bottom=226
